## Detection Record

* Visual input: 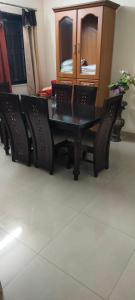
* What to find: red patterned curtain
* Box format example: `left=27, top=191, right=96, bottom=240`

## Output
left=0, top=13, right=12, bottom=91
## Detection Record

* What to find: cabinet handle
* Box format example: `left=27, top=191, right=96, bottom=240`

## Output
left=77, top=43, right=80, bottom=54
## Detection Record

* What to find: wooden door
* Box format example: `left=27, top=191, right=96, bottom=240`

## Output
left=77, top=7, right=103, bottom=80
left=55, top=10, right=77, bottom=79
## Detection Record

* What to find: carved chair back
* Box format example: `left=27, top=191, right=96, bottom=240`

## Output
left=0, top=82, right=11, bottom=93
left=0, top=93, right=30, bottom=164
left=94, top=94, right=123, bottom=173
left=73, top=85, right=97, bottom=118
left=0, top=82, right=10, bottom=147
left=52, top=83, right=72, bottom=114
left=21, top=95, right=54, bottom=172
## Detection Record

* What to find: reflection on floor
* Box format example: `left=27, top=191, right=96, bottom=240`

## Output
left=0, top=135, right=135, bottom=300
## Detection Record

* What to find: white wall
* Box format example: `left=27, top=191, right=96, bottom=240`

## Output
left=43, top=0, right=135, bottom=133
left=0, top=0, right=46, bottom=94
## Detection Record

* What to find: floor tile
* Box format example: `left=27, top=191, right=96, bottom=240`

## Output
left=83, top=186, right=135, bottom=238
left=0, top=195, right=78, bottom=252
left=3, top=256, right=102, bottom=300
left=41, top=214, right=135, bottom=299
left=0, top=227, right=35, bottom=287
left=110, top=253, right=135, bottom=300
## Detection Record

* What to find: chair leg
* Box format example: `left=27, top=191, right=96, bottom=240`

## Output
left=105, top=145, right=110, bottom=170
left=27, top=159, right=31, bottom=167
left=50, top=170, right=54, bottom=175
left=2, top=126, right=10, bottom=155
left=105, top=154, right=109, bottom=169
left=93, top=162, right=98, bottom=178
left=94, top=170, right=98, bottom=177
left=49, top=164, right=54, bottom=175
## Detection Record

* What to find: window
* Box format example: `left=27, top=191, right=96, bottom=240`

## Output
left=2, top=12, right=27, bottom=85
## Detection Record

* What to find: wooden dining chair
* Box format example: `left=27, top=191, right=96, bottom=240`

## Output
left=21, top=95, right=68, bottom=174
left=0, top=82, right=11, bottom=93
left=73, top=85, right=97, bottom=118
left=82, top=94, right=123, bottom=177
left=0, top=82, right=11, bottom=146
left=0, top=93, right=31, bottom=165
left=51, top=83, right=73, bottom=114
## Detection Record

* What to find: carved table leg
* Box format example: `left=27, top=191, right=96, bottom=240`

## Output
left=73, top=129, right=82, bottom=181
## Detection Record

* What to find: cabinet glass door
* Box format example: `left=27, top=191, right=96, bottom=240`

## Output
left=56, top=11, right=77, bottom=78
left=77, top=7, right=103, bottom=79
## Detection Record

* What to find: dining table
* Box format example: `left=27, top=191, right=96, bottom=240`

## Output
left=48, top=99, right=102, bottom=180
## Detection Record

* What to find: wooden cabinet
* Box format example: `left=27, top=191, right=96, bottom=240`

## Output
left=53, top=1, right=120, bottom=107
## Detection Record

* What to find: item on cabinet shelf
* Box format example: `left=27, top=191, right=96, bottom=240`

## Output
left=60, top=59, right=73, bottom=73
left=81, top=64, right=96, bottom=75
left=81, top=57, right=88, bottom=66
left=109, top=70, right=135, bottom=142
left=53, top=0, right=120, bottom=107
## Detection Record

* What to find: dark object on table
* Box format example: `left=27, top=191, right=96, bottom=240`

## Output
left=21, top=95, right=68, bottom=175
left=73, top=85, right=97, bottom=118
left=111, top=99, right=127, bottom=142
left=82, top=94, right=123, bottom=177
left=0, top=93, right=30, bottom=165
left=51, top=83, right=72, bottom=114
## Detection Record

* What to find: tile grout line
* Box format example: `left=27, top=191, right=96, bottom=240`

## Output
left=40, top=254, right=105, bottom=300
left=81, top=211, right=135, bottom=243
left=107, top=248, right=135, bottom=300
left=2, top=252, right=38, bottom=290
left=0, top=211, right=81, bottom=255
left=36, top=212, right=82, bottom=255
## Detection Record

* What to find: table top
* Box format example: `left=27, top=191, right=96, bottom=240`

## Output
left=48, top=100, right=102, bottom=129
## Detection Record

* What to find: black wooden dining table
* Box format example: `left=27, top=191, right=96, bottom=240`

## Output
left=48, top=99, right=102, bottom=180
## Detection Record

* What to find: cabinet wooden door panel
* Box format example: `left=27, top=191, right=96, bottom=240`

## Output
left=53, top=1, right=119, bottom=107
left=77, top=7, right=103, bottom=80
left=55, top=10, right=77, bottom=79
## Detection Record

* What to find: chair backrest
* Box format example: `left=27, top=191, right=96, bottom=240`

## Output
left=73, top=85, right=97, bottom=118
left=52, top=83, right=72, bottom=114
left=0, top=93, right=30, bottom=164
left=94, top=94, right=123, bottom=172
left=21, top=95, right=54, bottom=172
left=0, top=82, right=11, bottom=93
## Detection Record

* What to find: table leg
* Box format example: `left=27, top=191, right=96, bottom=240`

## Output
left=73, top=129, right=82, bottom=181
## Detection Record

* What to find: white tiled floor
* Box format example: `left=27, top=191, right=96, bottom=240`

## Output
left=0, top=136, right=135, bottom=300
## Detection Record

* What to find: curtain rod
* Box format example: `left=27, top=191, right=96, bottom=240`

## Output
left=0, top=2, right=37, bottom=11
